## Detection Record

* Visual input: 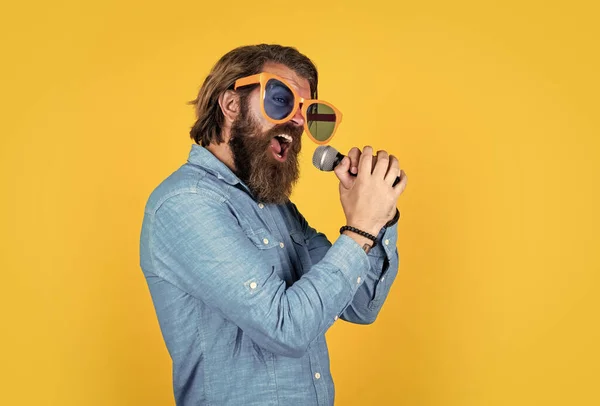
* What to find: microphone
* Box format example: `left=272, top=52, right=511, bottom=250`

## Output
left=312, top=145, right=401, bottom=186
left=312, top=145, right=345, bottom=171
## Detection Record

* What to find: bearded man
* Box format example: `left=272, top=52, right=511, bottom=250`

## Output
left=140, top=44, right=408, bottom=406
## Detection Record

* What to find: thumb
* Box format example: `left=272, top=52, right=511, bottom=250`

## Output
left=334, top=156, right=354, bottom=189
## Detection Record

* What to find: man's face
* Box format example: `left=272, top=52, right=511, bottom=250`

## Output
left=229, top=64, right=311, bottom=204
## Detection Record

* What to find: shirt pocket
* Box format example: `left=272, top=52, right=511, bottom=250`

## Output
left=243, top=227, right=282, bottom=273
left=289, top=230, right=313, bottom=274
left=244, top=227, right=280, bottom=250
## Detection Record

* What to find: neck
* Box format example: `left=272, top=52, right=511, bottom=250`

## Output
left=206, top=140, right=236, bottom=172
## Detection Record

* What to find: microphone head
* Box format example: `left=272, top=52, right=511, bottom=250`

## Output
left=312, top=145, right=340, bottom=172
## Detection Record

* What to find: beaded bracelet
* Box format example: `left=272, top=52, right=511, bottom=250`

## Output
left=339, top=225, right=377, bottom=248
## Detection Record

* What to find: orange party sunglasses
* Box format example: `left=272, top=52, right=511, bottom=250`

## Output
left=234, top=72, right=343, bottom=145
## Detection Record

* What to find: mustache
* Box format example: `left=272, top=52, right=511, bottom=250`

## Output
left=264, top=122, right=304, bottom=141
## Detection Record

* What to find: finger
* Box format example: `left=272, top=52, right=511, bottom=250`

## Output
left=385, top=154, right=400, bottom=185
left=334, top=156, right=354, bottom=189
left=347, top=147, right=361, bottom=175
left=358, top=146, right=373, bottom=176
left=393, top=170, right=408, bottom=196
left=373, top=150, right=389, bottom=179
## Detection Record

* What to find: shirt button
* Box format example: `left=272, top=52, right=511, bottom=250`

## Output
left=314, top=372, right=321, bottom=380
left=357, top=277, right=361, bottom=284
left=250, top=282, right=257, bottom=289
left=381, top=277, right=385, bottom=282
left=279, top=242, right=285, bottom=248
left=263, top=238, right=269, bottom=245
left=384, top=239, right=390, bottom=246
left=334, top=315, right=338, bottom=321
left=258, top=203, right=264, bottom=209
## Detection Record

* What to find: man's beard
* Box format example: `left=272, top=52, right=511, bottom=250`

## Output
left=229, top=104, right=303, bottom=204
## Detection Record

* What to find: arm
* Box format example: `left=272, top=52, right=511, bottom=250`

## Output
left=149, top=189, right=371, bottom=358
left=339, top=224, right=399, bottom=324
left=293, top=205, right=399, bottom=324
left=303, top=145, right=408, bottom=324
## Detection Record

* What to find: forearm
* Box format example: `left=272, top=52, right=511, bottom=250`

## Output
left=340, top=224, right=399, bottom=324
left=291, top=203, right=400, bottom=325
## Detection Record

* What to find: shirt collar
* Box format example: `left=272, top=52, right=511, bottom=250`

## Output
left=186, top=144, right=244, bottom=187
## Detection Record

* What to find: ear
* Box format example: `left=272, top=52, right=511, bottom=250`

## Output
left=218, top=89, right=240, bottom=124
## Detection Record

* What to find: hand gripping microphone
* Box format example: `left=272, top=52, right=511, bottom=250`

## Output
left=312, top=145, right=401, bottom=186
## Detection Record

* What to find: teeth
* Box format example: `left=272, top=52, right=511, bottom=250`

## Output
left=277, top=134, right=292, bottom=143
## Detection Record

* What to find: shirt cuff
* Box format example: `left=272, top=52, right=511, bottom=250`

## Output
left=369, top=223, right=398, bottom=259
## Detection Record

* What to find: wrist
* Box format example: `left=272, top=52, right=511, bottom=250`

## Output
left=341, top=231, right=374, bottom=254
left=344, top=219, right=381, bottom=237
left=385, top=208, right=400, bottom=228
left=340, top=225, right=377, bottom=253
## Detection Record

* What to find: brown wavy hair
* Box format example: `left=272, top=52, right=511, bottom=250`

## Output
left=188, top=44, right=319, bottom=146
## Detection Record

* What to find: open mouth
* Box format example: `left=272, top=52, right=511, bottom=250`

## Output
left=270, top=133, right=293, bottom=162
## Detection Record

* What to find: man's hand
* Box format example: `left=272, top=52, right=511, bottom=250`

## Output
left=334, top=146, right=408, bottom=237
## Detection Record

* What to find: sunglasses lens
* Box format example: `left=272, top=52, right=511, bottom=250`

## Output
left=307, top=103, right=337, bottom=142
left=264, top=79, right=295, bottom=120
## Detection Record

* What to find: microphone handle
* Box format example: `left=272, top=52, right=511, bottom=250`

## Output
left=337, top=153, right=401, bottom=186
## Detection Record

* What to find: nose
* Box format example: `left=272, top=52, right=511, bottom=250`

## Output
left=290, top=107, right=305, bottom=127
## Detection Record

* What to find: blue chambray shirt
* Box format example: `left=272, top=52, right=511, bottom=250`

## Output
left=140, top=144, right=399, bottom=405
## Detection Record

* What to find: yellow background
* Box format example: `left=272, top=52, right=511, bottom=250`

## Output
left=2, top=0, right=599, bottom=405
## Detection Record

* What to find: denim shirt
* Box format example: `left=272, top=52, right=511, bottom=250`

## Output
left=139, top=144, right=399, bottom=405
